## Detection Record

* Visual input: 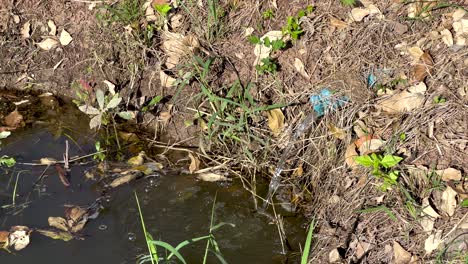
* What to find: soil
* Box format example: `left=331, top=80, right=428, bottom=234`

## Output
left=1, top=0, right=468, bottom=263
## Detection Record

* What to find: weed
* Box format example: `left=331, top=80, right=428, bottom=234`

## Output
left=355, top=153, right=403, bottom=191
left=301, top=219, right=317, bottom=264
left=357, top=205, right=397, bottom=221
left=262, top=9, right=275, bottom=20
left=100, top=0, right=144, bottom=25
left=153, top=3, right=172, bottom=17
left=256, top=57, right=279, bottom=75
left=93, top=141, right=106, bottom=162
left=340, top=0, right=356, bottom=6
left=282, top=6, right=313, bottom=41
left=433, top=96, right=446, bottom=104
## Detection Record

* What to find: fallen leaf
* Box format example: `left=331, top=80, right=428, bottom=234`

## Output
left=65, top=206, right=88, bottom=233
left=103, top=80, right=116, bottom=95
left=48, top=20, right=57, bottom=35
left=170, top=14, right=183, bottom=29
left=393, top=241, right=412, bottom=264
left=4, top=110, right=23, bottom=129
left=244, top=27, right=254, bottom=36
left=197, top=172, right=228, bottom=182
left=159, top=111, right=172, bottom=124
left=253, top=31, right=284, bottom=66
left=330, top=17, right=348, bottom=30
left=292, top=165, right=303, bottom=177
left=266, top=108, right=284, bottom=136
left=424, top=230, right=443, bottom=254
left=350, top=8, right=370, bottom=22
left=440, top=29, right=454, bottom=46
left=436, top=168, right=462, bottom=182
left=127, top=151, right=145, bottom=166
left=327, top=123, right=346, bottom=140
left=407, top=46, right=424, bottom=61
left=354, top=135, right=374, bottom=148
left=37, top=38, right=59, bottom=51
left=422, top=197, right=441, bottom=218
left=59, top=29, right=73, bottom=46
left=188, top=153, right=200, bottom=173
left=440, top=186, right=457, bottom=216
left=329, top=248, right=342, bottom=263
left=8, top=226, right=31, bottom=251
left=345, top=143, right=359, bottom=169
left=377, top=82, right=427, bottom=113
left=109, top=173, right=138, bottom=188
left=48, top=217, right=69, bottom=231
left=0, top=231, right=9, bottom=248
left=21, top=21, right=30, bottom=39
left=355, top=241, right=371, bottom=259
left=452, top=9, right=466, bottom=22
left=36, top=229, right=73, bottom=241
left=161, top=31, right=199, bottom=69
left=144, top=0, right=157, bottom=21
left=412, top=51, right=433, bottom=82
left=133, top=162, right=163, bottom=175
left=420, top=217, right=435, bottom=232
left=353, top=120, right=370, bottom=138
left=160, top=70, right=177, bottom=87
left=294, top=58, right=310, bottom=79
left=358, top=138, right=385, bottom=155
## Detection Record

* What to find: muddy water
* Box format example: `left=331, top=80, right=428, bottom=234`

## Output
left=0, top=96, right=306, bottom=264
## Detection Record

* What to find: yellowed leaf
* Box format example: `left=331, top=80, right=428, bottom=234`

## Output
left=109, top=173, right=138, bottom=188
left=0, top=231, right=10, bottom=248
left=48, top=217, right=69, bottom=232
left=407, top=46, right=424, bottom=61
left=292, top=165, right=303, bottom=177
left=327, top=123, right=346, bottom=140
left=197, top=172, right=228, bottom=182
left=188, top=153, right=200, bottom=173
left=266, top=108, right=284, bottom=136
left=127, top=151, right=145, bottom=166
left=40, top=158, right=58, bottom=165
left=36, top=229, right=73, bottom=241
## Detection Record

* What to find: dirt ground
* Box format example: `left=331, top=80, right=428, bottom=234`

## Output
left=1, top=0, right=468, bottom=263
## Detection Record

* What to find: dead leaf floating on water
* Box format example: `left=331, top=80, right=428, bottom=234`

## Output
left=266, top=108, right=284, bottom=137
left=197, top=172, right=228, bottom=182
left=48, top=217, right=69, bottom=232
left=4, top=110, right=23, bottom=129
left=8, top=226, right=31, bottom=251
left=36, top=229, right=73, bottom=242
left=59, top=29, right=73, bottom=46
left=0, top=231, right=9, bottom=248
left=127, top=151, right=145, bottom=166
left=109, top=172, right=138, bottom=188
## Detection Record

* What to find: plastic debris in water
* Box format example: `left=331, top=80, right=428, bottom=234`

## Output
left=309, top=88, right=349, bottom=117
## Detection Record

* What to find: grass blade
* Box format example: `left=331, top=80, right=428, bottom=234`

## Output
left=301, top=219, right=316, bottom=264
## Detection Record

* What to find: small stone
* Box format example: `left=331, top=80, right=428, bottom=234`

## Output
left=393, top=22, right=408, bottom=35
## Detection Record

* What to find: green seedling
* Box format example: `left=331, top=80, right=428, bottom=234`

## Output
left=282, top=6, right=313, bottom=40
left=256, top=57, right=279, bottom=75
left=399, top=133, right=406, bottom=141
left=93, top=141, right=106, bottom=162
left=78, top=89, right=125, bottom=129
left=355, top=153, right=403, bottom=191
left=153, top=3, right=172, bottom=17
left=262, top=9, right=275, bottom=20
left=433, top=96, right=446, bottom=104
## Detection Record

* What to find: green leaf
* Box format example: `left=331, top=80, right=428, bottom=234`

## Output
left=301, top=219, right=316, bottom=264
left=0, top=131, right=11, bottom=139
left=354, top=155, right=373, bottom=167
left=105, top=93, right=122, bottom=109
left=380, top=155, right=403, bottom=168
left=118, top=111, right=135, bottom=120
left=0, top=156, right=16, bottom=167
left=263, top=37, right=271, bottom=47
left=462, top=199, right=468, bottom=207
left=248, top=35, right=260, bottom=44
left=341, top=0, right=356, bottom=6
left=96, top=89, right=105, bottom=110
left=151, top=240, right=187, bottom=264
left=154, top=3, right=172, bottom=16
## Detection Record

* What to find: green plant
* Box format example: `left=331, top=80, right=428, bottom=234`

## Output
left=301, top=219, right=317, bottom=264
left=100, top=0, right=144, bottom=25
left=340, top=0, right=356, bottom=6
left=256, top=57, right=279, bottom=75
left=93, top=141, right=106, bottom=162
left=262, top=9, right=275, bottom=20
left=136, top=191, right=234, bottom=264
left=433, top=96, right=446, bottom=104
left=357, top=205, right=397, bottom=221
left=355, top=153, right=403, bottom=191
left=282, top=6, right=313, bottom=41
left=78, top=89, right=125, bottom=129
left=153, top=3, right=172, bottom=17
left=141, top=96, right=163, bottom=112
left=0, top=131, right=15, bottom=167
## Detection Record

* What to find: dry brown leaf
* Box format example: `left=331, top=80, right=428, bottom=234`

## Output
left=424, top=230, right=443, bottom=254
left=436, top=168, right=462, bottom=182
left=159, top=111, right=172, bottom=124
left=266, top=108, right=284, bottom=137
left=244, top=27, right=254, bottom=37
left=144, top=0, right=158, bottom=22
left=420, top=217, right=435, bottom=233
left=21, top=21, right=30, bottom=39
left=441, top=29, right=454, bottom=46
left=353, top=120, right=370, bottom=138
left=160, top=70, right=177, bottom=87
left=422, top=198, right=441, bottom=218
left=407, top=46, right=424, bottom=61
left=452, top=9, right=466, bottom=22
left=377, top=83, right=426, bottom=113
left=440, top=186, right=457, bottom=216
left=327, top=123, right=346, bottom=140
left=48, top=20, right=57, bottom=36
left=37, top=38, right=59, bottom=51
left=170, top=14, right=184, bottom=29
left=8, top=226, right=31, bottom=251
left=188, top=153, right=200, bottom=173
left=109, top=173, right=138, bottom=188
left=355, top=241, right=371, bottom=259
left=330, top=17, right=348, bottom=30
left=292, top=165, right=304, bottom=177
left=393, top=241, right=412, bottom=264
left=59, top=29, right=73, bottom=46
left=162, top=31, right=199, bottom=69
left=412, top=51, right=433, bottom=82
left=329, top=248, right=342, bottom=263
left=358, top=139, right=385, bottom=155
left=350, top=8, right=370, bottom=22
left=197, top=172, right=228, bottom=182
left=345, top=143, right=359, bottom=169
left=294, top=58, right=310, bottom=79
left=65, top=206, right=88, bottom=233
left=0, top=231, right=9, bottom=248
left=4, top=110, right=23, bottom=129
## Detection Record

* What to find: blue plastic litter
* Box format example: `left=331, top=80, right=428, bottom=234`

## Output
left=309, top=88, right=349, bottom=117
left=367, top=73, right=377, bottom=88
